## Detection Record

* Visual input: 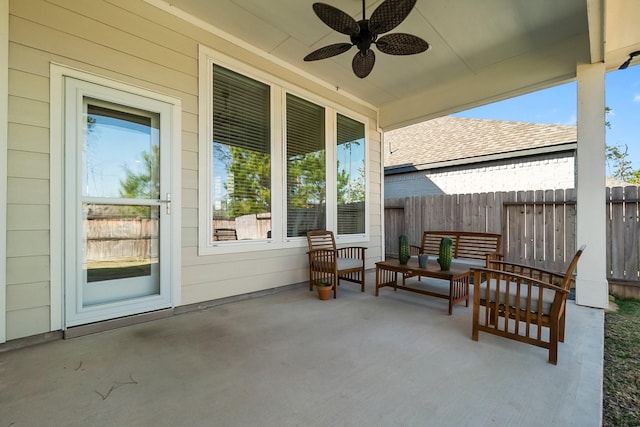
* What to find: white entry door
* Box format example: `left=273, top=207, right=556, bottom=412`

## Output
left=64, top=78, right=173, bottom=327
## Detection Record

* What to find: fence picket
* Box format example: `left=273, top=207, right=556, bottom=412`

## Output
left=624, top=186, right=639, bottom=280
left=611, top=187, right=625, bottom=278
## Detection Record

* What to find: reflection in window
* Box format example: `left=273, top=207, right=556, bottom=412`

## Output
left=83, top=204, right=159, bottom=284
left=337, top=114, right=366, bottom=234
left=200, top=49, right=370, bottom=252
left=286, top=94, right=326, bottom=237
left=85, top=103, right=159, bottom=199
left=211, top=65, right=271, bottom=241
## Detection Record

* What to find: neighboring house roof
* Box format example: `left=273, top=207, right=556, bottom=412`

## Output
left=384, top=116, right=577, bottom=173
left=605, top=176, right=633, bottom=187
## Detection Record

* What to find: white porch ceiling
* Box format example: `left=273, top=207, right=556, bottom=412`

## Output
left=153, top=0, right=640, bottom=130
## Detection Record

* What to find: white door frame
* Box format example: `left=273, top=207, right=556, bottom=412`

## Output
left=50, top=64, right=181, bottom=330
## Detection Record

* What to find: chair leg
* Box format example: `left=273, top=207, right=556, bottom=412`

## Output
left=471, top=301, right=480, bottom=341
left=360, top=269, right=365, bottom=292
left=559, top=310, right=566, bottom=342
left=333, top=273, right=338, bottom=299
left=549, top=323, right=559, bottom=365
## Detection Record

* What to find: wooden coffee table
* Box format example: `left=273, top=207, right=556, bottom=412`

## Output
left=375, top=259, right=471, bottom=315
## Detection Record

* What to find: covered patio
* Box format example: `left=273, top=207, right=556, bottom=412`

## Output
left=0, top=1, right=633, bottom=424
left=1, top=272, right=603, bottom=426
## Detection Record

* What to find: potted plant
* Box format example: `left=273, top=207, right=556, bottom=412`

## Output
left=316, top=281, right=333, bottom=300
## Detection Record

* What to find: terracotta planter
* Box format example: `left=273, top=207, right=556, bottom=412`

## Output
left=316, top=284, right=333, bottom=300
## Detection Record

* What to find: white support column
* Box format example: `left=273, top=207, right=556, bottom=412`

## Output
left=0, top=0, right=9, bottom=343
left=576, top=63, right=609, bottom=309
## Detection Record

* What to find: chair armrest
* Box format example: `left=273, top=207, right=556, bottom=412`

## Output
left=308, top=248, right=337, bottom=261
left=471, top=267, right=568, bottom=294
left=483, top=261, right=567, bottom=285
left=410, top=245, right=421, bottom=256
left=336, top=246, right=367, bottom=260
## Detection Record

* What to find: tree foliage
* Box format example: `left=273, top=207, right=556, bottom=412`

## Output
left=606, top=144, right=637, bottom=183
left=117, top=145, right=159, bottom=218
left=337, top=160, right=365, bottom=204
left=225, top=146, right=271, bottom=217
left=119, top=144, right=160, bottom=199
left=287, top=151, right=326, bottom=208
left=605, top=107, right=640, bottom=184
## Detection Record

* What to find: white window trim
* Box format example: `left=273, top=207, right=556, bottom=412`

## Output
left=198, top=45, right=369, bottom=256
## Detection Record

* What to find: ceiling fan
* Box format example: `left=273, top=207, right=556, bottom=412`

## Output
left=304, top=0, right=429, bottom=78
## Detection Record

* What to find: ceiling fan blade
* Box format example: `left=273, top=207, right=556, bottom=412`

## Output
left=376, top=33, right=429, bottom=55
left=304, top=43, right=354, bottom=61
left=352, top=50, right=375, bottom=78
left=369, top=0, right=417, bottom=35
left=312, top=3, right=360, bottom=36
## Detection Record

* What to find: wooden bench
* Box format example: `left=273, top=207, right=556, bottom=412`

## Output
left=391, top=231, right=501, bottom=312
left=214, top=228, right=238, bottom=241
left=410, top=230, right=502, bottom=269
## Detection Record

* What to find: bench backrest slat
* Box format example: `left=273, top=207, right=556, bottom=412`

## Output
left=420, top=231, right=501, bottom=261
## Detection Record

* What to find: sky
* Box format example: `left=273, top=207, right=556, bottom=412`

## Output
left=85, top=114, right=154, bottom=199
left=452, top=65, right=640, bottom=174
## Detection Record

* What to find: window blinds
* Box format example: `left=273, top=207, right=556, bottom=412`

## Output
left=212, top=65, right=270, bottom=154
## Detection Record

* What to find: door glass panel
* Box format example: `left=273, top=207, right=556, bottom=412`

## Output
left=84, top=204, right=159, bottom=282
left=85, top=103, right=159, bottom=199
left=82, top=203, right=160, bottom=306
left=81, top=100, right=161, bottom=307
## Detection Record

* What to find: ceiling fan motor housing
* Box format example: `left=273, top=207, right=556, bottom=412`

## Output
left=351, top=20, right=376, bottom=54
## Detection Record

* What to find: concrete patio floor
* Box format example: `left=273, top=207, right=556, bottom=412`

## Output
left=0, top=270, right=604, bottom=426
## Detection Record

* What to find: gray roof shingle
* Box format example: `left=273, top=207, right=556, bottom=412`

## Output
left=384, top=116, right=577, bottom=169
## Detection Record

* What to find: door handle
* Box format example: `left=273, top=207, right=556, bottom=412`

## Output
left=158, top=193, right=171, bottom=215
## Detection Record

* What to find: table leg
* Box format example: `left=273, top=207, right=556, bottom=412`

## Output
left=448, top=278, right=454, bottom=315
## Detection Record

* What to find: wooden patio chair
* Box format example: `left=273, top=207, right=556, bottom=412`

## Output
left=471, top=245, right=585, bottom=364
left=306, top=230, right=366, bottom=298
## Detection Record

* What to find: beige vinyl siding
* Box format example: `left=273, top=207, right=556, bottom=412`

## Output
left=6, top=255, right=49, bottom=285
left=6, top=70, right=50, bottom=339
left=6, top=0, right=382, bottom=340
left=8, top=122, right=49, bottom=153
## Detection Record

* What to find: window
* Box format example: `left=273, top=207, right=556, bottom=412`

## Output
left=211, top=65, right=271, bottom=241
left=286, top=94, right=325, bottom=237
left=199, top=46, right=368, bottom=254
left=337, top=113, right=366, bottom=234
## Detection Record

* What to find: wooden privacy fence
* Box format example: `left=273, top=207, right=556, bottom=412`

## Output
left=85, top=218, right=156, bottom=262
left=385, top=186, right=640, bottom=288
